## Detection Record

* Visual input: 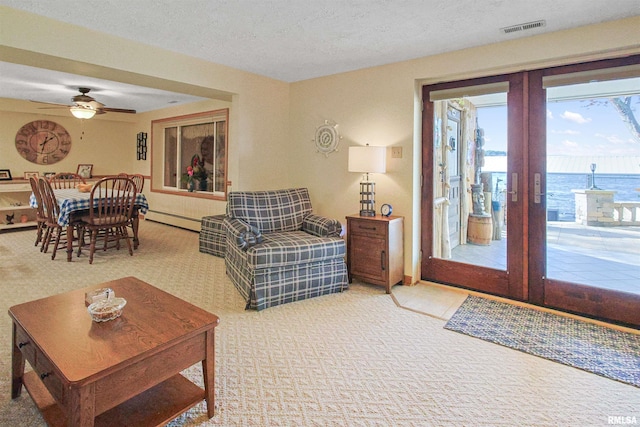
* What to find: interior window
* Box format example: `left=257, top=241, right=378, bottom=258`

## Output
left=152, top=109, right=228, bottom=200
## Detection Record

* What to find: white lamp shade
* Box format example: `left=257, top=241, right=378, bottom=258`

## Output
left=348, top=146, right=386, bottom=173
left=70, top=106, right=96, bottom=119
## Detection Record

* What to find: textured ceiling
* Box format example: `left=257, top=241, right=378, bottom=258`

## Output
left=0, top=0, right=638, bottom=112
left=0, top=62, right=211, bottom=113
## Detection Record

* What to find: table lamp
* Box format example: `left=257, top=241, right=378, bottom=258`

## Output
left=348, top=145, right=386, bottom=216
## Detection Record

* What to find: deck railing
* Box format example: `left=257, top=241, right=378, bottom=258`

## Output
left=613, top=201, right=640, bottom=225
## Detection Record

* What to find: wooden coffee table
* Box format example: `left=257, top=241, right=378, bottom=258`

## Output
left=9, top=276, right=220, bottom=426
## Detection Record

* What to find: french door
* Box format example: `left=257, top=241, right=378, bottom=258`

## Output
left=422, top=56, right=640, bottom=327
left=528, top=57, right=640, bottom=326
left=421, top=73, right=526, bottom=300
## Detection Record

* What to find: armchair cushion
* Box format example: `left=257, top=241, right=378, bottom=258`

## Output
left=246, top=231, right=345, bottom=269
left=226, top=188, right=312, bottom=233
left=302, top=214, right=342, bottom=238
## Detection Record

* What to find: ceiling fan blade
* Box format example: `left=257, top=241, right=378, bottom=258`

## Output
left=29, top=100, right=71, bottom=108
left=102, top=107, right=137, bottom=114
left=29, top=96, right=135, bottom=115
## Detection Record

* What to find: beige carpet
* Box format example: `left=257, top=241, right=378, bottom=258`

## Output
left=1, top=221, right=639, bottom=426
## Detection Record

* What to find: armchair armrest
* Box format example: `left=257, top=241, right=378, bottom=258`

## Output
left=303, top=214, right=342, bottom=238
left=224, top=217, right=263, bottom=251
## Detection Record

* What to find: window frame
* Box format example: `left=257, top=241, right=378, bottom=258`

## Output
left=151, top=109, right=228, bottom=201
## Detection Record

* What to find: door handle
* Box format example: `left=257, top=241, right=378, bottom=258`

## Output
left=534, top=173, right=545, bottom=204
left=508, top=173, right=518, bottom=202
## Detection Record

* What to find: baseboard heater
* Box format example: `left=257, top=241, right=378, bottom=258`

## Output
left=144, top=209, right=201, bottom=232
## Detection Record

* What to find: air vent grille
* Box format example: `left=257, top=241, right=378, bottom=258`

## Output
left=501, top=20, right=546, bottom=34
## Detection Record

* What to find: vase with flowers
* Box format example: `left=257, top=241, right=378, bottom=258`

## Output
left=182, top=154, right=208, bottom=192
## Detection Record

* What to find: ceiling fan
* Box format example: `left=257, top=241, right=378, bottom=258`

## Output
left=31, top=87, right=136, bottom=119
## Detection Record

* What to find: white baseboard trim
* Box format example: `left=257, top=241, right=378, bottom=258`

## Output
left=144, top=210, right=201, bottom=232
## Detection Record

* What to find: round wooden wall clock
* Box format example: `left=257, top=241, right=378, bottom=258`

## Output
left=15, top=120, right=72, bottom=165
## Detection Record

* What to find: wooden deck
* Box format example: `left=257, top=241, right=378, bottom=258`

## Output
left=449, top=221, right=640, bottom=295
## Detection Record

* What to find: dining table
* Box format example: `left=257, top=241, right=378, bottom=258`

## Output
left=30, top=187, right=149, bottom=262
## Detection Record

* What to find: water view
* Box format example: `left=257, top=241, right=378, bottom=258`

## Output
left=488, top=171, right=640, bottom=221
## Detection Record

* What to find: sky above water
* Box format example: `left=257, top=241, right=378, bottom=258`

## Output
left=478, top=95, right=640, bottom=158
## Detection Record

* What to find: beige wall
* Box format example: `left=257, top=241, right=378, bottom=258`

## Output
left=1, top=5, right=639, bottom=281
left=0, top=6, right=292, bottom=231
left=289, top=16, right=640, bottom=283
left=1, top=100, right=138, bottom=177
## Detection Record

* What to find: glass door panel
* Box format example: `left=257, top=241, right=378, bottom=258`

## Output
left=431, top=96, right=508, bottom=269
left=528, top=59, right=640, bottom=327
left=545, top=80, right=640, bottom=295
left=422, top=74, right=525, bottom=299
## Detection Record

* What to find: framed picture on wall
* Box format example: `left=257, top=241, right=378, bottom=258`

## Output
left=24, top=172, right=39, bottom=180
left=0, top=169, right=12, bottom=181
left=77, top=164, right=93, bottom=179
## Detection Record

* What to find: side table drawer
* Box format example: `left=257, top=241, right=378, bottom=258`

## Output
left=349, top=218, right=387, bottom=237
left=34, top=347, right=65, bottom=405
left=15, top=325, right=36, bottom=365
left=15, top=324, right=65, bottom=405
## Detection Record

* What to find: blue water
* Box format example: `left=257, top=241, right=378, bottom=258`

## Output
left=490, top=173, right=640, bottom=221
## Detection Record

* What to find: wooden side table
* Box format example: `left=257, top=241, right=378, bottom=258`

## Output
left=10, top=276, right=219, bottom=427
left=346, top=214, right=404, bottom=293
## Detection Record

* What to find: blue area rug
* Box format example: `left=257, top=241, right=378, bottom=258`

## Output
left=444, top=295, right=640, bottom=388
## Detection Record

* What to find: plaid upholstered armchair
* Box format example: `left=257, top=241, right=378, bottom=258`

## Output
left=224, top=188, right=348, bottom=310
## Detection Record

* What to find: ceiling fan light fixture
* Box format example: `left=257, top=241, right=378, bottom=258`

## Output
left=70, top=106, right=96, bottom=119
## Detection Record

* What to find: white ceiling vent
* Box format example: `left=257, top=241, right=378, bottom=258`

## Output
left=501, top=20, right=546, bottom=34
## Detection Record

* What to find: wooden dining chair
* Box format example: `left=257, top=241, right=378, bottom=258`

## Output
left=128, top=174, right=144, bottom=193
left=125, top=174, right=145, bottom=244
left=49, top=172, right=86, bottom=189
left=38, top=177, right=73, bottom=260
left=113, top=173, right=143, bottom=192
left=101, top=174, right=144, bottom=251
left=77, top=177, right=137, bottom=264
left=29, top=176, right=48, bottom=249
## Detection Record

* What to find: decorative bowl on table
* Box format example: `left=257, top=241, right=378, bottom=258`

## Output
left=76, top=183, right=93, bottom=193
left=85, top=287, right=114, bottom=306
left=88, top=297, right=127, bottom=322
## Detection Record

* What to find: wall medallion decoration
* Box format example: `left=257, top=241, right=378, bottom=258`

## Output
left=15, top=120, right=72, bottom=165
left=314, top=120, right=341, bottom=157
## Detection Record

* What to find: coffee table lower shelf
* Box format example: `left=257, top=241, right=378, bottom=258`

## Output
left=23, top=370, right=205, bottom=427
